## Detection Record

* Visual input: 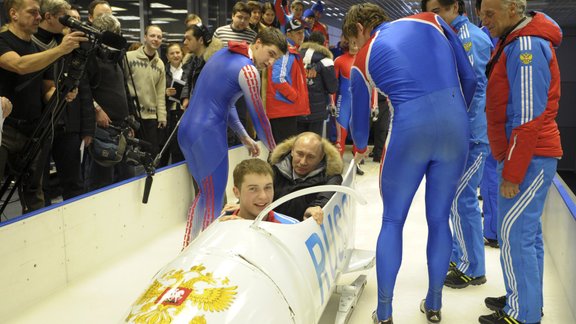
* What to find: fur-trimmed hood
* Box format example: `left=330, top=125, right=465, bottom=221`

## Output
left=299, top=41, right=333, bottom=60
left=269, top=136, right=343, bottom=177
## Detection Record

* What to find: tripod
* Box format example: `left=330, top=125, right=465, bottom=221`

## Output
left=0, top=38, right=97, bottom=219
left=0, top=81, right=77, bottom=217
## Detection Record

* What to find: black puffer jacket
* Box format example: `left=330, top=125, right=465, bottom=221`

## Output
left=298, top=42, right=338, bottom=122
left=269, top=136, right=343, bottom=221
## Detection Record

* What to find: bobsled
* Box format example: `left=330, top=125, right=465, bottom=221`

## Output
left=124, top=163, right=375, bottom=324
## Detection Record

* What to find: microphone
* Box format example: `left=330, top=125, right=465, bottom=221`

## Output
left=101, top=31, right=127, bottom=50
left=59, top=14, right=102, bottom=37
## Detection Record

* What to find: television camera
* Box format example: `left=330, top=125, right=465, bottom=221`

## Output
left=0, top=15, right=128, bottom=217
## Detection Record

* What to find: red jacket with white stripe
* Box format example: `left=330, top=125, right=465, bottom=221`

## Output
left=486, top=12, right=563, bottom=184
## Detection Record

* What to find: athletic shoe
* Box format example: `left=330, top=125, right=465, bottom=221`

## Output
left=484, top=237, right=499, bottom=248
left=444, top=268, right=487, bottom=288
left=420, top=299, right=441, bottom=323
left=485, top=296, right=544, bottom=317
left=478, top=310, right=540, bottom=324
left=372, top=311, right=393, bottom=324
left=356, top=163, right=365, bottom=175
left=484, top=296, right=506, bottom=312
left=449, top=261, right=457, bottom=272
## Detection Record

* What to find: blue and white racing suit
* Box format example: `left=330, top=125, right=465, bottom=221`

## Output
left=178, top=43, right=276, bottom=247
left=350, top=13, right=477, bottom=319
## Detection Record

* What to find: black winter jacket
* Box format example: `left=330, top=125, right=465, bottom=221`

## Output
left=269, top=136, right=343, bottom=221
left=298, top=42, right=338, bottom=122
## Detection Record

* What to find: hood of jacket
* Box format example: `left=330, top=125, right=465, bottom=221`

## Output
left=269, top=136, right=343, bottom=177
left=508, top=11, right=562, bottom=47
left=299, top=41, right=333, bottom=62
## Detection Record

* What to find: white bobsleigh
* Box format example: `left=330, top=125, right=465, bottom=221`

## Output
left=124, top=163, right=375, bottom=324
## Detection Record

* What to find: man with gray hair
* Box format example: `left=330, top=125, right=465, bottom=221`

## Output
left=81, top=13, right=134, bottom=191
left=478, top=1, right=563, bottom=324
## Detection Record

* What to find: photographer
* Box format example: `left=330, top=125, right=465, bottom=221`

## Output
left=31, top=1, right=93, bottom=203
left=80, top=13, right=134, bottom=191
left=0, top=0, right=86, bottom=213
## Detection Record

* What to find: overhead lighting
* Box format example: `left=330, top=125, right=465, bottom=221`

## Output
left=151, top=20, right=170, bottom=24
left=152, top=17, right=179, bottom=22
left=164, top=9, right=188, bottom=14
left=116, top=15, right=141, bottom=20
left=150, top=2, right=171, bottom=8
left=111, top=6, right=127, bottom=12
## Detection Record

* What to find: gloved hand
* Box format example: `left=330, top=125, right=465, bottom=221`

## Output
left=329, top=104, right=339, bottom=118
left=371, top=107, right=379, bottom=121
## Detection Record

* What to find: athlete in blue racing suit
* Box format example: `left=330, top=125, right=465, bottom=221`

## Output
left=178, top=32, right=284, bottom=247
left=343, top=5, right=477, bottom=322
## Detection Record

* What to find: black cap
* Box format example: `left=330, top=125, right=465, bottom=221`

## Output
left=285, top=19, right=304, bottom=33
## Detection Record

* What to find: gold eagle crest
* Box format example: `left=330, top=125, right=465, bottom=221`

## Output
left=520, top=53, right=533, bottom=65
left=463, top=42, right=472, bottom=52
left=126, top=264, right=238, bottom=323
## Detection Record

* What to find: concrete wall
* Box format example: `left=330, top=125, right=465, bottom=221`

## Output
left=543, top=176, right=576, bottom=320
left=0, top=144, right=264, bottom=322
left=556, top=27, right=576, bottom=171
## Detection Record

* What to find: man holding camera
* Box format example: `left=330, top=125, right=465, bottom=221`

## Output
left=80, top=13, right=136, bottom=192
left=0, top=0, right=86, bottom=213
left=30, top=0, right=94, bottom=203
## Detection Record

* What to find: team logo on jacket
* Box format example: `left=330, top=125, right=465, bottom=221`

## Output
left=520, top=53, right=533, bottom=65
left=463, top=41, right=472, bottom=52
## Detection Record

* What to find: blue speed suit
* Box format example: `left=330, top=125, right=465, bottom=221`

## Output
left=448, top=14, right=494, bottom=279
left=349, top=13, right=477, bottom=319
left=178, top=43, right=276, bottom=247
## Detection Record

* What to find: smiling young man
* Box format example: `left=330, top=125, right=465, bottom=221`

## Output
left=178, top=27, right=287, bottom=247
left=219, top=158, right=298, bottom=224
left=125, top=25, right=167, bottom=156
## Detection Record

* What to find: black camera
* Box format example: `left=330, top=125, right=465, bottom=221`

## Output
left=58, top=15, right=127, bottom=86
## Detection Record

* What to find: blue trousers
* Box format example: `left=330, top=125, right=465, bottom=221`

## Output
left=375, top=90, right=469, bottom=319
left=481, top=152, right=498, bottom=240
left=497, top=157, right=557, bottom=323
left=450, top=142, right=489, bottom=277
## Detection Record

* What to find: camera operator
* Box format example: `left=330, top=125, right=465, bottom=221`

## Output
left=80, top=13, right=135, bottom=192
left=0, top=0, right=87, bottom=213
left=31, top=1, right=93, bottom=203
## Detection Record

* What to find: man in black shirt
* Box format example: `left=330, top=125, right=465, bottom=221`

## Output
left=0, top=0, right=86, bottom=213
left=31, top=1, right=93, bottom=203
